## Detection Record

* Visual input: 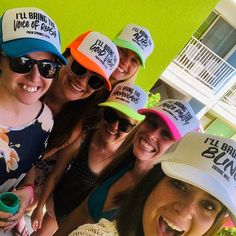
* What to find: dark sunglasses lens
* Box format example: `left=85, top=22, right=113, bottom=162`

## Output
left=9, top=57, right=32, bottom=73
left=38, top=61, right=59, bottom=78
left=88, top=75, right=105, bottom=90
left=71, top=60, right=87, bottom=76
left=9, top=57, right=59, bottom=78
left=119, top=119, right=134, bottom=133
left=103, top=108, right=134, bottom=133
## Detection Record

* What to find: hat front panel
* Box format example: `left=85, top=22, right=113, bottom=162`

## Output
left=76, top=32, right=119, bottom=79
left=99, top=82, right=147, bottom=121
left=116, top=24, right=154, bottom=64
left=2, top=7, right=61, bottom=52
left=160, top=132, right=236, bottom=224
left=107, top=82, right=147, bottom=112
left=157, top=100, right=199, bottom=139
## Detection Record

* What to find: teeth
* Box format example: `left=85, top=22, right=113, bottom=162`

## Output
left=106, top=127, right=117, bottom=135
left=22, top=85, right=37, bottom=93
left=70, top=80, right=83, bottom=92
left=163, top=217, right=182, bottom=232
left=117, top=66, right=125, bottom=73
left=140, top=138, right=154, bottom=152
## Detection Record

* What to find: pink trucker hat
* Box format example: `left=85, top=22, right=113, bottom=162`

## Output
left=138, top=99, right=200, bottom=141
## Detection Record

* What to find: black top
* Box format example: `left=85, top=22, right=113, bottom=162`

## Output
left=53, top=129, right=97, bottom=224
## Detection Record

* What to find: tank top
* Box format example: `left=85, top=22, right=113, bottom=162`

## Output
left=53, top=129, right=97, bottom=224
left=87, top=163, right=132, bottom=222
left=0, top=102, right=53, bottom=192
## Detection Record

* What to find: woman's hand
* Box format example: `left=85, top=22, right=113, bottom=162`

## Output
left=2, top=187, right=34, bottom=231
left=0, top=210, right=14, bottom=230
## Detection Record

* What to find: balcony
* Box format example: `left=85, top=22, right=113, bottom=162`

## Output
left=161, top=36, right=236, bottom=127
left=174, top=36, right=236, bottom=94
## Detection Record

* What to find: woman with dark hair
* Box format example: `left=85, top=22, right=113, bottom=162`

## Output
left=33, top=31, right=119, bottom=201
left=31, top=81, right=148, bottom=235
left=43, top=31, right=119, bottom=156
left=68, top=132, right=236, bottom=236
left=54, top=99, right=200, bottom=236
left=44, top=23, right=154, bottom=155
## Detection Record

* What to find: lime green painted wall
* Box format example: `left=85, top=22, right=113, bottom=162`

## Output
left=205, top=118, right=236, bottom=138
left=1, top=0, right=219, bottom=90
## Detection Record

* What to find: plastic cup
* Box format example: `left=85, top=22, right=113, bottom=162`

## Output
left=0, top=192, right=20, bottom=214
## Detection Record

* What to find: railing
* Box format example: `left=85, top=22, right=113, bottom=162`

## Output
left=221, top=79, right=236, bottom=108
left=174, top=36, right=236, bottom=94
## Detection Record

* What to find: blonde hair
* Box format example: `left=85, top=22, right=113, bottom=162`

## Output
left=204, top=209, right=228, bottom=236
left=125, top=68, right=140, bottom=83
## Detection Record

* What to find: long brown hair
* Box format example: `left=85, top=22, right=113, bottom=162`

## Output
left=45, top=48, right=101, bottom=151
left=204, top=210, right=228, bottom=236
left=45, top=96, right=96, bottom=151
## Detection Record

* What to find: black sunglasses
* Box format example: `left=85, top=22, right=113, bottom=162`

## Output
left=70, top=60, right=105, bottom=90
left=8, top=56, right=61, bottom=79
left=103, top=107, right=135, bottom=133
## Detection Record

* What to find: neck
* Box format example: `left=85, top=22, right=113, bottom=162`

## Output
left=132, top=159, right=154, bottom=180
left=44, top=87, right=67, bottom=116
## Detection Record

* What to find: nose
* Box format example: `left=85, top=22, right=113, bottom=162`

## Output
left=110, top=120, right=119, bottom=132
left=174, top=199, right=195, bottom=220
left=28, top=64, right=41, bottom=82
left=120, top=55, right=130, bottom=66
left=148, top=128, right=162, bottom=142
left=78, top=74, right=90, bottom=89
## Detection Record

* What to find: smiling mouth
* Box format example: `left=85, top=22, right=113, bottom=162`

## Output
left=159, top=216, right=184, bottom=236
left=69, top=79, right=84, bottom=92
left=22, top=84, right=38, bottom=93
left=140, top=137, right=156, bottom=153
left=106, top=126, right=118, bottom=136
left=117, top=66, right=126, bottom=74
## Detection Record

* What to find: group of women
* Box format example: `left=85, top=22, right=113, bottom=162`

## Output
left=0, top=6, right=235, bottom=236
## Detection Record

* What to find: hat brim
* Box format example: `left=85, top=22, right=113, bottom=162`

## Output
left=99, top=101, right=145, bottom=121
left=161, top=161, right=236, bottom=225
left=70, top=47, right=111, bottom=91
left=138, top=108, right=181, bottom=141
left=1, top=38, right=67, bottom=65
left=113, top=38, right=145, bottom=67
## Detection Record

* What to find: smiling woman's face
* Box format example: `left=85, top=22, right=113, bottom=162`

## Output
left=110, top=47, right=141, bottom=84
left=53, top=55, right=97, bottom=101
left=142, top=176, right=223, bottom=236
left=132, top=116, right=175, bottom=167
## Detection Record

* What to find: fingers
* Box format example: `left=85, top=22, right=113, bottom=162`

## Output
left=8, top=210, right=23, bottom=222
left=2, top=219, right=18, bottom=232
left=0, top=219, right=14, bottom=228
left=0, top=211, right=14, bottom=229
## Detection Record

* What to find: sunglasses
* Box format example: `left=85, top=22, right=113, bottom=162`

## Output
left=103, top=107, right=135, bottom=133
left=8, top=56, right=61, bottom=79
left=70, top=60, right=105, bottom=90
